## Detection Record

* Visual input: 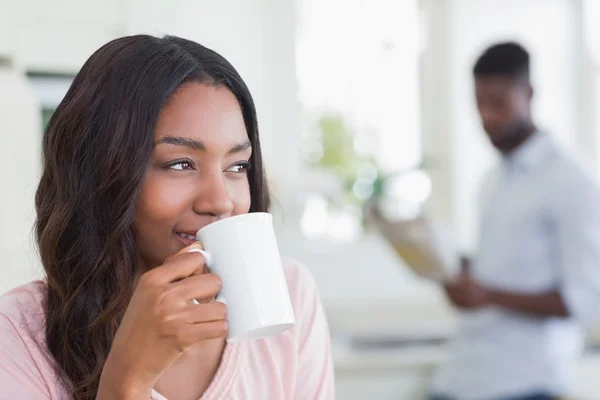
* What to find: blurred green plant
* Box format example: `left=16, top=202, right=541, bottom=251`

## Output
left=311, top=114, right=359, bottom=176
left=308, top=113, right=432, bottom=208
left=308, top=113, right=382, bottom=206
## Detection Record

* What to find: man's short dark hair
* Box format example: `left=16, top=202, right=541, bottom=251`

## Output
left=473, top=42, right=530, bottom=81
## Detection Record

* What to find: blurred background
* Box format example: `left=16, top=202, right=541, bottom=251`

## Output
left=2, top=0, right=600, bottom=398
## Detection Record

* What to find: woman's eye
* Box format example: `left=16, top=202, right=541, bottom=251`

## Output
left=227, top=162, right=251, bottom=173
left=165, top=160, right=194, bottom=171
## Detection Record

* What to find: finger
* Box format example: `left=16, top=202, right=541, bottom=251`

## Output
left=149, top=251, right=207, bottom=284
left=164, top=242, right=205, bottom=264
left=179, top=320, right=228, bottom=348
left=169, top=273, right=222, bottom=302
left=178, top=302, right=227, bottom=324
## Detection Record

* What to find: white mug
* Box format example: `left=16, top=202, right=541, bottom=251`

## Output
left=192, top=212, right=295, bottom=343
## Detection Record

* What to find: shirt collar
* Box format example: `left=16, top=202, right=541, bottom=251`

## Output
left=503, top=131, right=552, bottom=173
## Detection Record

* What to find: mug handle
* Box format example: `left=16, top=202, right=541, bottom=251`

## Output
left=187, top=248, right=226, bottom=305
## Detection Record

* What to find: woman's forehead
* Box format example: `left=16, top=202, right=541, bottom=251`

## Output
left=154, top=83, right=249, bottom=151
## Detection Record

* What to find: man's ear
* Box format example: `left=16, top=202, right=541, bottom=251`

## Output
left=527, top=84, right=534, bottom=101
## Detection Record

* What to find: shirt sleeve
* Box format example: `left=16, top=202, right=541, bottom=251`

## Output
left=291, top=264, right=335, bottom=400
left=0, top=313, right=52, bottom=400
left=555, top=168, right=600, bottom=327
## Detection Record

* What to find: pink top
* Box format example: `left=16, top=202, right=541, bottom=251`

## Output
left=0, top=258, right=334, bottom=400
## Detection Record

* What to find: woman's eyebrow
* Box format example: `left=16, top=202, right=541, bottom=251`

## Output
left=227, top=140, right=252, bottom=155
left=155, top=137, right=251, bottom=155
left=155, top=136, right=206, bottom=151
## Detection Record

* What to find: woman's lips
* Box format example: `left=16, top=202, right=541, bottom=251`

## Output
left=175, top=232, right=198, bottom=246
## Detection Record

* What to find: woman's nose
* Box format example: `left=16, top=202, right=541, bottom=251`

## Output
left=192, top=173, right=234, bottom=218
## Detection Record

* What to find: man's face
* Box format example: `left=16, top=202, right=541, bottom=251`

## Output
left=475, top=76, right=532, bottom=153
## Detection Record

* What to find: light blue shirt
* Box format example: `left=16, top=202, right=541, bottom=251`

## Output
left=433, top=132, right=600, bottom=399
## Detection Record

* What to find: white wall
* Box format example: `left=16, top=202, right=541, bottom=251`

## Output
left=420, top=0, right=453, bottom=222
left=0, top=0, right=14, bottom=57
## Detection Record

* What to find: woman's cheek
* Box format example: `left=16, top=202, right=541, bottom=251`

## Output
left=229, top=179, right=252, bottom=214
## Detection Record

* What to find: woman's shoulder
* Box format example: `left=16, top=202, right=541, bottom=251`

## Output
left=0, top=281, right=69, bottom=399
left=0, top=280, right=47, bottom=338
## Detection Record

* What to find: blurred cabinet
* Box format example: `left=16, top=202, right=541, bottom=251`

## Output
left=336, top=371, right=431, bottom=400
left=333, top=339, right=444, bottom=400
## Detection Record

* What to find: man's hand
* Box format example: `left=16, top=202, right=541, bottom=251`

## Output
left=444, top=272, right=490, bottom=309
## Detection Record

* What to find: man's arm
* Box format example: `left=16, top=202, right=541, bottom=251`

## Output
left=445, top=166, right=600, bottom=323
left=444, top=273, right=568, bottom=317
left=485, top=289, right=568, bottom=317
left=553, top=167, right=600, bottom=326
left=485, top=166, right=600, bottom=320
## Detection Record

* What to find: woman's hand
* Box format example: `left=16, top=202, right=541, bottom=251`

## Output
left=97, top=243, right=226, bottom=399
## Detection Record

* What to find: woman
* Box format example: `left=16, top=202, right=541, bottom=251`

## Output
left=0, top=35, right=334, bottom=400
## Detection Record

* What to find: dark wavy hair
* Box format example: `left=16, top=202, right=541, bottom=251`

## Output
left=35, top=35, right=270, bottom=400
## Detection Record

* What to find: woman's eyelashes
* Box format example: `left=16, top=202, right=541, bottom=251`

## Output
left=161, top=159, right=251, bottom=174
left=226, top=161, right=252, bottom=174
left=163, top=158, right=195, bottom=171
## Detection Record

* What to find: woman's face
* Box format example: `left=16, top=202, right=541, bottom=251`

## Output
left=135, top=83, right=252, bottom=270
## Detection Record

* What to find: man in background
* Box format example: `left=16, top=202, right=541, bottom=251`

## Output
left=431, top=42, right=600, bottom=400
